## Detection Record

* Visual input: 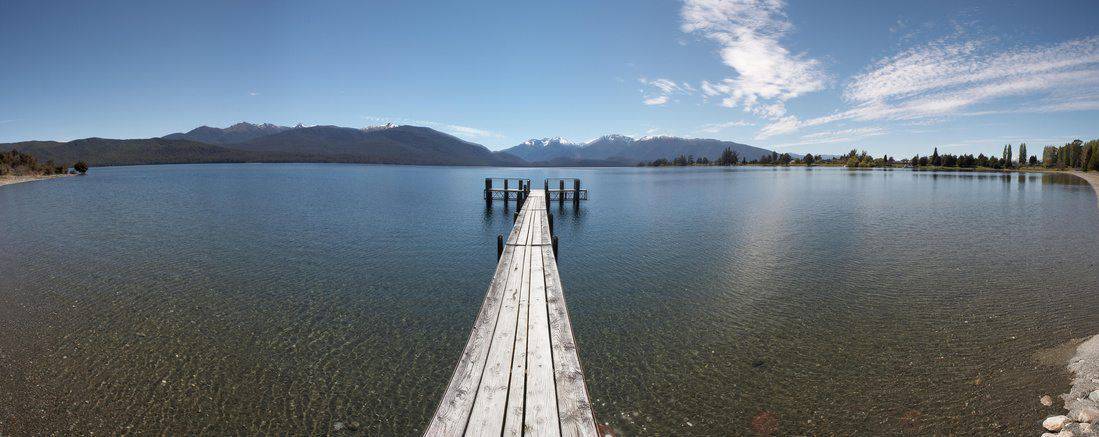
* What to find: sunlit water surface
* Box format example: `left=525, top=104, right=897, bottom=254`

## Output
left=1, top=164, right=1097, bottom=435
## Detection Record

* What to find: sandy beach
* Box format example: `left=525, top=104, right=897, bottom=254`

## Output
left=0, top=173, right=72, bottom=188
left=1072, top=171, right=1099, bottom=206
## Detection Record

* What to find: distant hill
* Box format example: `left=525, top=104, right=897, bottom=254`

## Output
left=163, top=122, right=291, bottom=145
left=2, top=124, right=526, bottom=167
left=226, top=124, right=522, bottom=166
left=502, top=134, right=774, bottom=163
left=0, top=138, right=307, bottom=166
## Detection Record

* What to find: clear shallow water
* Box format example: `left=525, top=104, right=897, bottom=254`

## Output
left=1, top=164, right=1097, bottom=435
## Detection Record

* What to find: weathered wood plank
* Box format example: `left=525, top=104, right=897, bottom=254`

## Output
left=538, top=203, right=553, bottom=246
left=464, top=210, right=534, bottom=434
left=515, top=207, right=532, bottom=246
left=424, top=242, right=520, bottom=436
left=525, top=221, right=561, bottom=436
left=502, top=219, right=533, bottom=437
left=542, top=245, right=598, bottom=437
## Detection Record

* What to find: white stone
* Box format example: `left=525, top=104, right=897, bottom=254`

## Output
left=1046, top=415, right=1072, bottom=431
left=1090, top=390, right=1099, bottom=402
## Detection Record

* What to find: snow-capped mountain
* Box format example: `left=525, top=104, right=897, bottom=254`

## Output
left=363, top=123, right=399, bottom=132
left=163, top=122, right=292, bottom=145
left=504, top=137, right=585, bottom=161
left=501, top=134, right=774, bottom=163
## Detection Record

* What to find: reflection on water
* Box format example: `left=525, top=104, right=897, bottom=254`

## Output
left=0, top=164, right=1097, bottom=435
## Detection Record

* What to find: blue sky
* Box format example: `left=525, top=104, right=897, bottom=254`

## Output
left=2, top=0, right=1098, bottom=157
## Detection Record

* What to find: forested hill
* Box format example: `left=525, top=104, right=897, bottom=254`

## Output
left=0, top=125, right=523, bottom=167
left=0, top=138, right=309, bottom=167
left=224, top=125, right=523, bottom=166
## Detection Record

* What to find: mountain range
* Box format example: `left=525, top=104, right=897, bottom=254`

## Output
left=0, top=122, right=779, bottom=167
left=500, top=135, right=774, bottom=163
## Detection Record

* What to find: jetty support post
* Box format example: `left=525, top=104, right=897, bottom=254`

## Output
left=484, top=178, right=492, bottom=204
left=573, top=179, right=581, bottom=208
left=552, top=235, right=559, bottom=258
left=548, top=213, right=554, bottom=236
left=559, top=180, right=565, bottom=207
left=544, top=180, right=550, bottom=211
left=497, top=234, right=503, bottom=259
left=516, top=179, right=523, bottom=209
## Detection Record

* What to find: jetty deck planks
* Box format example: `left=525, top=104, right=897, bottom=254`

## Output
left=426, top=189, right=597, bottom=437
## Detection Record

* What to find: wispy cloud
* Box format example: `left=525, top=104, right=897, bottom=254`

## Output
left=758, top=34, right=1099, bottom=138
left=938, top=134, right=1086, bottom=149
left=682, top=0, right=827, bottom=119
left=643, top=95, right=670, bottom=106
left=639, top=78, right=694, bottom=106
left=248, top=91, right=260, bottom=96
left=771, top=127, right=887, bottom=148
left=698, top=120, right=755, bottom=133
left=0, top=119, right=14, bottom=124
left=363, top=115, right=503, bottom=139
left=444, top=124, right=500, bottom=138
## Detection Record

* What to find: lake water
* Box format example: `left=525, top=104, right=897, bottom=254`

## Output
left=1, top=163, right=1097, bottom=435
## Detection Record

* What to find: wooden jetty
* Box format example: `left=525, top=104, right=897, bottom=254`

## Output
left=426, top=185, right=597, bottom=437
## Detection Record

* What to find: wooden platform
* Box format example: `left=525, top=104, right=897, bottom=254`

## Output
left=426, top=189, right=597, bottom=437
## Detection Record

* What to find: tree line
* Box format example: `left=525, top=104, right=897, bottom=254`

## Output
left=1041, top=139, right=1099, bottom=171
left=0, top=149, right=87, bottom=176
left=637, top=139, right=1099, bottom=171
left=639, top=148, right=820, bottom=167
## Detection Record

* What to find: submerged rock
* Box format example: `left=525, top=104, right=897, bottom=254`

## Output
left=1044, top=395, right=1055, bottom=406
left=1045, top=415, right=1071, bottom=432
left=1091, top=390, right=1099, bottom=402
left=1069, top=406, right=1099, bottom=423
left=1064, top=421, right=1096, bottom=436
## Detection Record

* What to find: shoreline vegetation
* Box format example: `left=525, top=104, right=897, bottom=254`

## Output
left=0, top=149, right=87, bottom=187
left=638, top=139, right=1099, bottom=174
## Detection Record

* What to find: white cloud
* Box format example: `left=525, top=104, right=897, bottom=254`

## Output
left=643, top=95, right=670, bottom=106
left=760, top=34, right=1099, bottom=138
left=800, top=127, right=887, bottom=142
left=443, top=124, right=501, bottom=139
left=698, top=120, right=755, bottom=133
left=681, top=0, right=826, bottom=119
left=249, top=91, right=260, bottom=96
left=362, top=115, right=503, bottom=139
left=770, top=127, right=887, bottom=148
left=639, top=78, right=694, bottom=106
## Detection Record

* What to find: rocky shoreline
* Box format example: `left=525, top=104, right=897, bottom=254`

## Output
left=1041, top=336, right=1099, bottom=436
left=1039, top=173, right=1099, bottom=436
